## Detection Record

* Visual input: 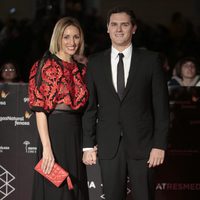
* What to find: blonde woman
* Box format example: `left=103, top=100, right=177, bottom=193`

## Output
left=29, top=17, right=89, bottom=200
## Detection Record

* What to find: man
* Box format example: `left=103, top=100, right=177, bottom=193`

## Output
left=82, top=7, right=169, bottom=200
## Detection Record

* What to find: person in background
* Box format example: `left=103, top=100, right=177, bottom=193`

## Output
left=0, top=60, right=21, bottom=82
left=73, top=54, right=88, bottom=65
left=82, top=6, right=169, bottom=200
left=28, top=17, right=89, bottom=200
left=168, top=57, right=200, bottom=86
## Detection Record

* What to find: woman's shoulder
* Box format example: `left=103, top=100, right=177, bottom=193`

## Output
left=36, top=54, right=63, bottom=73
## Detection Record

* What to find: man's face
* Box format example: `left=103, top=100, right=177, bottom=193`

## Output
left=107, top=12, right=137, bottom=51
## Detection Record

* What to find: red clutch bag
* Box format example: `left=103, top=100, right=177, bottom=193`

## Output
left=34, top=159, right=73, bottom=190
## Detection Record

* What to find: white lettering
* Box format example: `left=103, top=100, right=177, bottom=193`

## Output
left=87, top=181, right=96, bottom=189
left=15, top=121, right=30, bottom=126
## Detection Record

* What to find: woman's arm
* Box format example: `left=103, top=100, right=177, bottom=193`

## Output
left=36, top=112, right=54, bottom=174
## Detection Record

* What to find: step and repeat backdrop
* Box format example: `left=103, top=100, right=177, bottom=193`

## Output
left=0, top=83, right=200, bottom=200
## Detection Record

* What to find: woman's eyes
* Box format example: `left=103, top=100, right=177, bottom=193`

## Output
left=63, top=35, right=80, bottom=39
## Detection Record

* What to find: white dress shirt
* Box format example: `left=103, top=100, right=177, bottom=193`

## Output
left=111, top=44, right=133, bottom=92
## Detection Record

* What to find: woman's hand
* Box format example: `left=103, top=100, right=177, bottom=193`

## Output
left=42, top=146, right=55, bottom=174
left=35, top=112, right=55, bottom=174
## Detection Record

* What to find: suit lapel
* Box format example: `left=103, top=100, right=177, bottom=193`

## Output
left=122, top=48, right=140, bottom=101
left=103, top=49, right=119, bottom=99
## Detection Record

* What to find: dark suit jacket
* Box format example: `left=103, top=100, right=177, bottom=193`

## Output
left=82, top=47, right=169, bottom=160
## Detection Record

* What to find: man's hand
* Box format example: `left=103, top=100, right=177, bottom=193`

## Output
left=147, top=148, right=165, bottom=168
left=82, top=148, right=97, bottom=165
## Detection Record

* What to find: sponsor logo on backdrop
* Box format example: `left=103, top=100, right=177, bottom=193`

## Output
left=87, top=177, right=132, bottom=199
left=23, top=97, right=29, bottom=103
left=23, top=140, right=37, bottom=154
left=0, top=165, right=15, bottom=200
left=87, top=181, right=105, bottom=199
left=88, top=181, right=96, bottom=188
left=0, top=111, right=33, bottom=126
left=0, top=90, right=9, bottom=106
left=0, top=146, right=10, bottom=153
left=156, top=182, right=200, bottom=191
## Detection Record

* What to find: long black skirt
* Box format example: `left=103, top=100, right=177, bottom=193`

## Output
left=32, top=112, right=89, bottom=200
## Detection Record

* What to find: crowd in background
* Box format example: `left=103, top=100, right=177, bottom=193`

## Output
left=0, top=2, right=200, bottom=83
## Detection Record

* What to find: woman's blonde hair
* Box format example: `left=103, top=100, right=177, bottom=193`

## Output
left=49, top=17, right=84, bottom=55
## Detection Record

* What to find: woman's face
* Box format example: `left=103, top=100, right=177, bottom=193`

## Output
left=181, top=61, right=196, bottom=79
left=1, top=63, right=17, bottom=82
left=59, top=25, right=81, bottom=58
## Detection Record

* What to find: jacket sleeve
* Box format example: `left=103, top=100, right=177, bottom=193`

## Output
left=82, top=58, right=98, bottom=148
left=28, top=59, right=62, bottom=113
left=152, top=54, right=169, bottom=150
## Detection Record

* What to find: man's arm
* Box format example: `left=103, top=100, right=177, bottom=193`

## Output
left=148, top=54, right=169, bottom=167
left=82, top=59, right=98, bottom=165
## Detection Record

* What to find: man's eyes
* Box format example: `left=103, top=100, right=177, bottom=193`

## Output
left=111, top=23, right=117, bottom=26
left=122, top=23, right=129, bottom=26
left=110, top=23, right=130, bottom=27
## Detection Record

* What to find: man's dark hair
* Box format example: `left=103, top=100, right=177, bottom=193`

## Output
left=107, top=7, right=137, bottom=26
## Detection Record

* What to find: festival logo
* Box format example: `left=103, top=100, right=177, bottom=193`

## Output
left=0, top=90, right=9, bottom=105
left=0, top=91, right=9, bottom=99
left=0, top=165, right=15, bottom=200
left=24, top=111, right=33, bottom=119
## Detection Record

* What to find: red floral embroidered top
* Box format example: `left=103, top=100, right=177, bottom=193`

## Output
left=28, top=54, right=88, bottom=113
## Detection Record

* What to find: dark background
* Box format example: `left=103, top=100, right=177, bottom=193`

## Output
left=0, top=0, right=200, bottom=82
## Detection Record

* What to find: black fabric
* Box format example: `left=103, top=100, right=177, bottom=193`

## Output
left=99, top=138, right=127, bottom=200
left=83, top=48, right=169, bottom=159
left=83, top=47, right=169, bottom=200
left=99, top=137, right=155, bottom=200
left=117, top=53, right=125, bottom=100
left=32, top=112, right=89, bottom=200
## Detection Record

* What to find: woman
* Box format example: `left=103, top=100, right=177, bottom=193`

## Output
left=168, top=57, right=200, bottom=86
left=29, top=17, right=89, bottom=200
left=0, top=60, right=21, bottom=82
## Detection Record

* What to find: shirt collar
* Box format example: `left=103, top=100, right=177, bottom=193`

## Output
left=111, top=44, right=132, bottom=60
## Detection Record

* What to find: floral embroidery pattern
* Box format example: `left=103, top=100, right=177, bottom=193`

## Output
left=29, top=56, right=88, bottom=113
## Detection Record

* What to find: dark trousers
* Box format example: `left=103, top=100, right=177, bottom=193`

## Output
left=99, top=137, right=155, bottom=200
